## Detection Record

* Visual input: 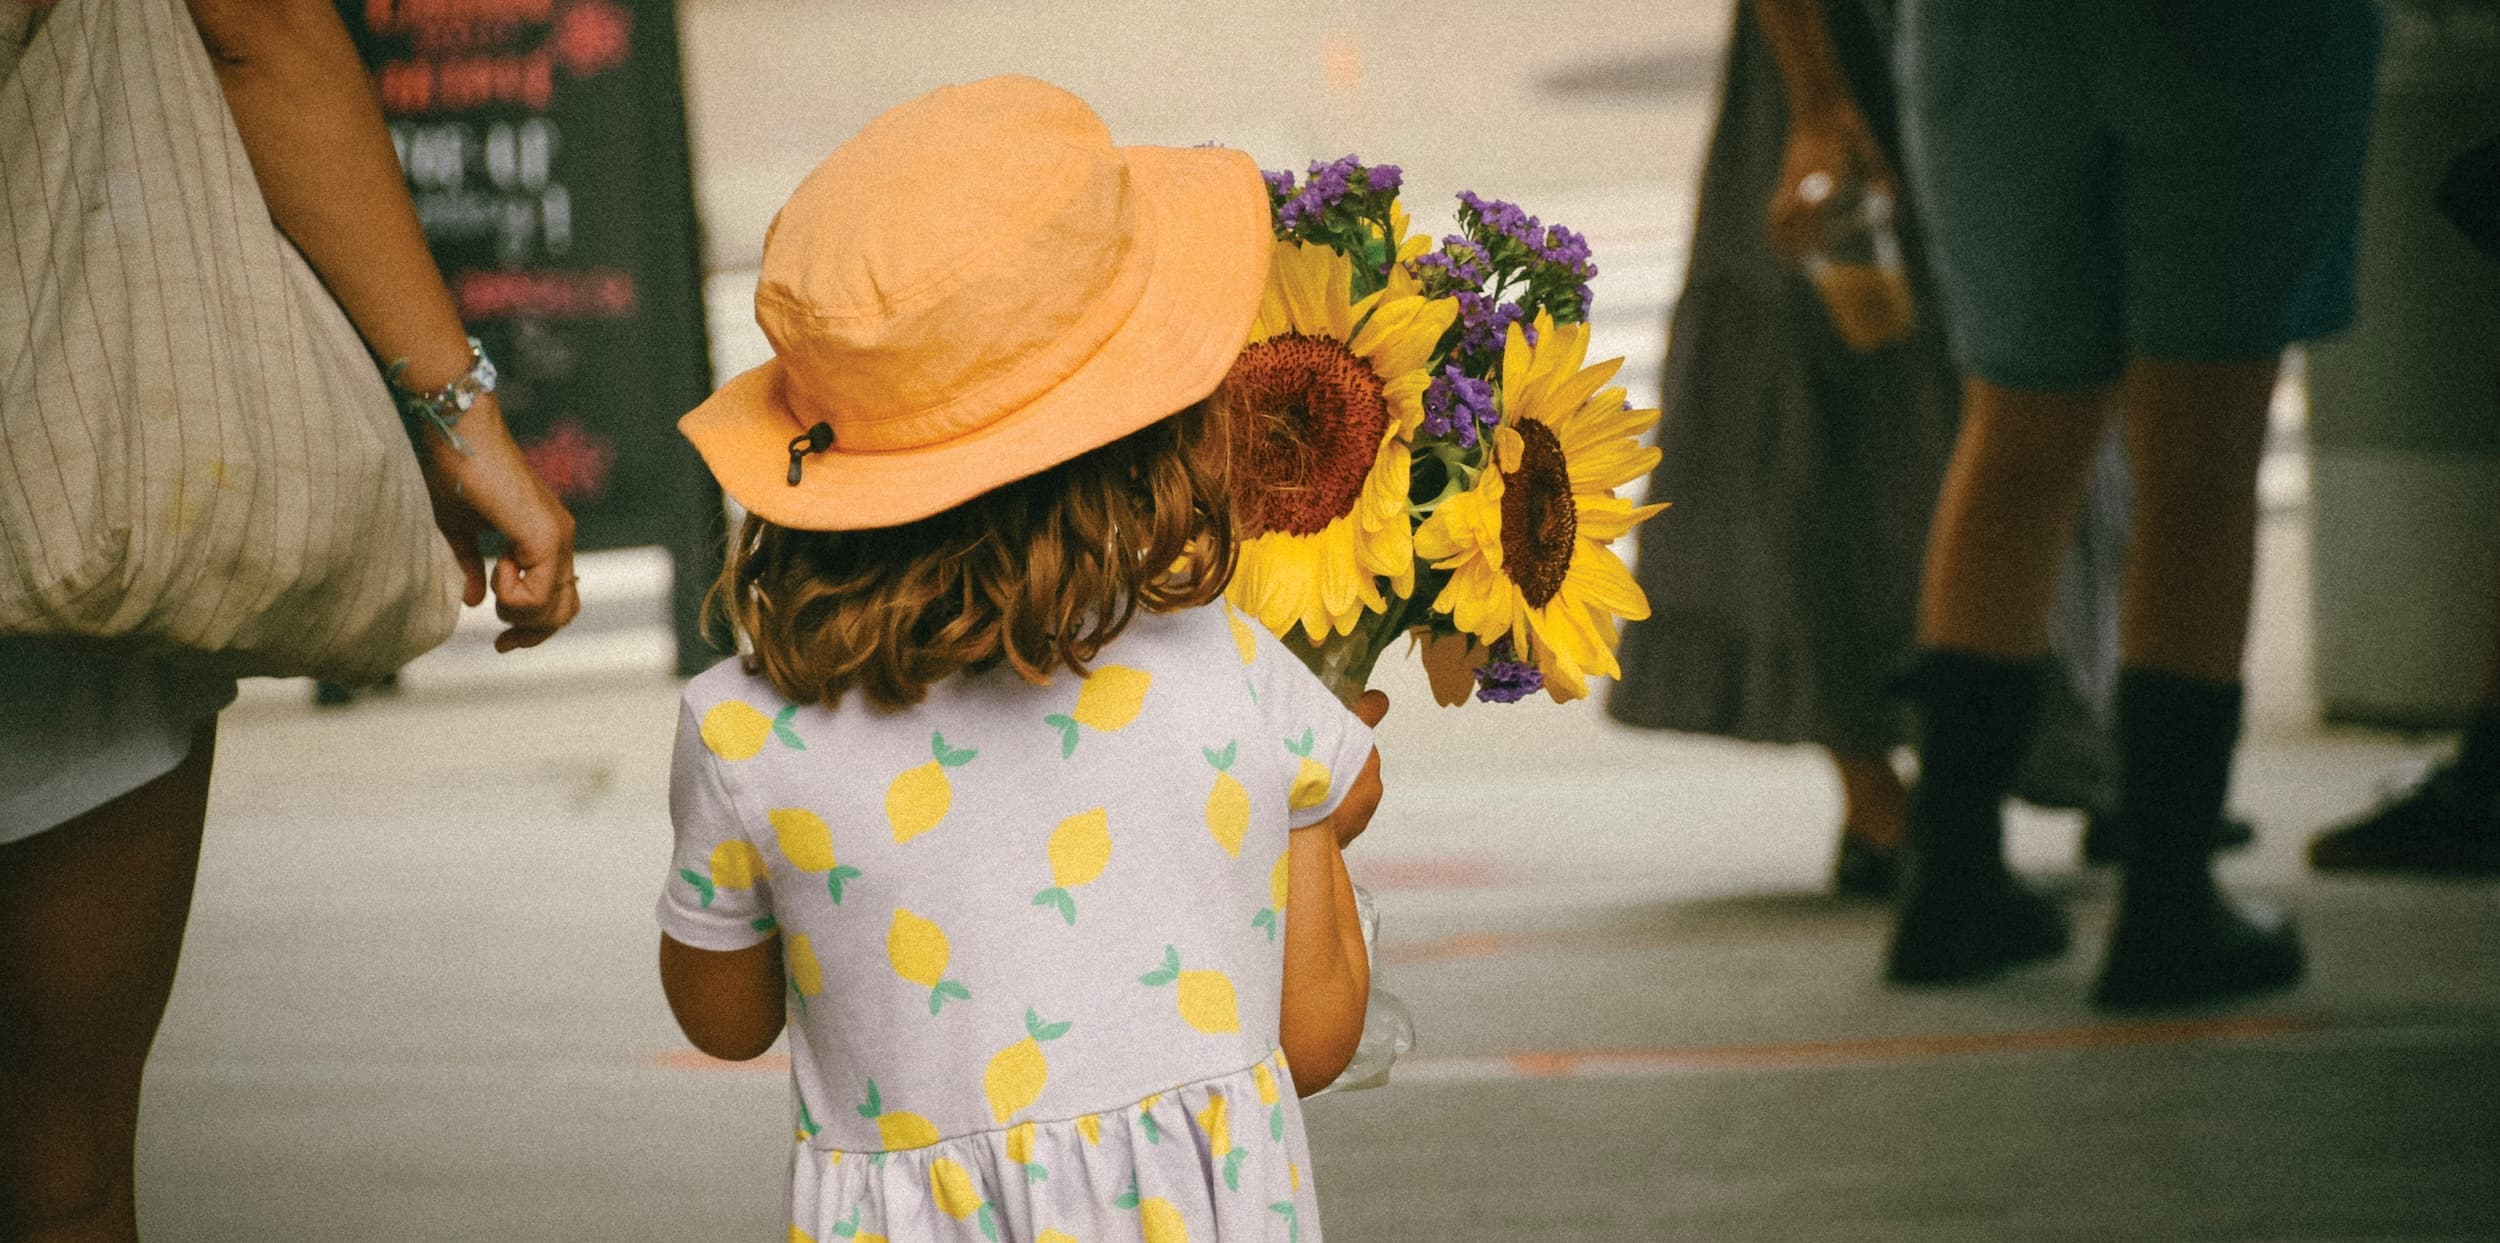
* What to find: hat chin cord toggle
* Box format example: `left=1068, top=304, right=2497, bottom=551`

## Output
left=786, top=422, right=834, bottom=485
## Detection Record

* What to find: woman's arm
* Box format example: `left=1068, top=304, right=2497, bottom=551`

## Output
left=183, top=0, right=578, bottom=650
left=1750, top=0, right=1895, bottom=256
left=658, top=934, right=787, bottom=1062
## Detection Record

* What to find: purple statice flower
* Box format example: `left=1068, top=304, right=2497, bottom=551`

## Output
left=1262, top=168, right=1298, bottom=200
left=1453, top=290, right=1534, bottom=359
left=1473, top=637, right=1544, bottom=703
left=1368, top=163, right=1402, bottom=192
left=1412, top=238, right=1490, bottom=298
left=1421, top=366, right=1496, bottom=446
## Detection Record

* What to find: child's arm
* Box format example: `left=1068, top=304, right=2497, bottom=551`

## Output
left=658, top=934, right=787, bottom=1062
left=1279, top=689, right=1387, bottom=1094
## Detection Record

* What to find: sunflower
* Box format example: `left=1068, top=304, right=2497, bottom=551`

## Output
left=1413, top=310, right=1665, bottom=701
left=1223, top=239, right=1459, bottom=642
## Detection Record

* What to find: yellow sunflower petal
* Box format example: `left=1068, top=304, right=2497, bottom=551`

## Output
left=1351, top=293, right=1460, bottom=380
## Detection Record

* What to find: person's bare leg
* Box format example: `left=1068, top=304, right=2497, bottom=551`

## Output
left=2116, top=358, right=2277, bottom=679
left=1890, top=379, right=2109, bottom=982
left=1919, top=381, right=2115, bottom=657
left=0, top=723, right=217, bottom=1243
left=1832, top=750, right=1905, bottom=848
left=2097, top=356, right=2301, bottom=1008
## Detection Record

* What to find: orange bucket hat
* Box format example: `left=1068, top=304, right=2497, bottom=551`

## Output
left=681, top=76, right=1273, bottom=531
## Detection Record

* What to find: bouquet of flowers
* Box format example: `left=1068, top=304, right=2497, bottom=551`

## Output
left=1222, top=156, right=1666, bottom=706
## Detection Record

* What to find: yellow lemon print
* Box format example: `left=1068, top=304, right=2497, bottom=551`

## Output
left=790, top=1226, right=813, bottom=1243
left=887, top=909, right=971, bottom=1014
left=1037, top=1232, right=1080, bottom=1243
left=1224, top=603, right=1260, bottom=665
left=1045, top=665, right=1151, bottom=758
left=785, top=933, right=824, bottom=1010
left=886, top=732, right=976, bottom=844
left=1139, top=1197, right=1190, bottom=1243
left=983, top=1007, right=1073, bottom=1124
left=1197, top=1091, right=1246, bottom=1190
left=1032, top=809, right=1111, bottom=925
left=702, top=700, right=803, bottom=761
left=1283, top=727, right=1333, bottom=812
left=1252, top=1061, right=1287, bottom=1142
left=1252, top=851, right=1289, bottom=942
left=1075, top=1113, right=1102, bottom=1146
left=853, top=1079, right=938, bottom=1151
left=1139, top=945, right=1240, bottom=1034
left=771, top=808, right=863, bottom=903
left=1200, top=743, right=1249, bottom=858
left=929, top=1158, right=998, bottom=1241
left=677, top=838, right=765, bottom=910
left=1004, top=1120, right=1047, bottom=1183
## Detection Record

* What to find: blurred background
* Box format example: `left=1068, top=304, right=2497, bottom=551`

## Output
left=141, top=1, right=2499, bottom=1239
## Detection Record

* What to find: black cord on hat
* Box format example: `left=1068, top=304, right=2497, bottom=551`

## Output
left=787, top=421, right=834, bottom=485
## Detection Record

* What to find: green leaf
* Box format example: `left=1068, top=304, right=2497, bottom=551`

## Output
left=773, top=704, right=805, bottom=750
left=1246, top=678, right=1259, bottom=704
left=1140, top=1113, right=1163, bottom=1144
left=750, top=915, right=778, bottom=934
left=858, top=1079, right=881, bottom=1119
left=1224, top=1149, right=1245, bottom=1191
left=933, top=731, right=977, bottom=767
left=979, top=1204, right=998, bottom=1242
left=1045, top=715, right=1079, bottom=759
left=931, top=980, right=971, bottom=1013
left=1115, top=1185, right=1141, bottom=1211
left=832, top=1206, right=859, bottom=1238
left=1025, top=1163, right=1048, bottom=1183
left=680, top=869, right=716, bottom=909
left=1032, top=888, right=1075, bottom=925
left=827, top=866, right=861, bottom=904
left=1269, top=1103, right=1285, bottom=1142
left=1285, top=726, right=1315, bottom=757
left=1203, top=740, right=1237, bottom=771
left=1252, top=909, right=1276, bottom=942
left=799, top=1100, right=820, bottom=1137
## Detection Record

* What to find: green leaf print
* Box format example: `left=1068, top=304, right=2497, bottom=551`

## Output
left=1033, top=887, right=1077, bottom=926
left=1272, top=1201, right=1301, bottom=1243
left=1028, top=1010, right=1073, bottom=1042
left=1139, top=1110, right=1164, bottom=1145
left=1138, top=944, right=1182, bottom=987
left=798, top=1100, right=821, bottom=1140
left=929, top=979, right=972, bottom=1016
left=1023, top=1162, right=1048, bottom=1184
left=977, top=1203, right=998, bottom=1242
left=932, top=732, right=977, bottom=767
left=750, top=915, right=779, bottom=934
left=1224, top=1148, right=1246, bottom=1191
left=1044, top=713, right=1080, bottom=759
left=1202, top=740, right=1237, bottom=771
left=1285, top=726, right=1316, bottom=757
left=831, top=1207, right=861, bottom=1239
left=826, top=865, right=862, bottom=904
left=1268, top=1102, right=1285, bottom=1142
left=1114, top=1176, right=1141, bottom=1210
left=857, top=1079, right=883, bottom=1119
left=1252, top=908, right=1277, bottom=942
left=679, top=868, right=717, bottom=909
left=772, top=704, right=806, bottom=751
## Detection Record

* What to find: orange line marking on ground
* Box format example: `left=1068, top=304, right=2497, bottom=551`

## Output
left=1488, top=1015, right=2308, bottom=1079
left=650, top=1049, right=793, bottom=1072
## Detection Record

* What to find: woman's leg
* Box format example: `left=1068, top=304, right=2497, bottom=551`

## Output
left=2097, top=357, right=2301, bottom=1007
left=0, top=722, right=216, bottom=1243
left=1889, top=379, right=2109, bottom=982
left=1830, top=748, right=1906, bottom=896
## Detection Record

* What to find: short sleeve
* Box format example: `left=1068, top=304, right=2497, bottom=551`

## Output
left=1243, top=615, right=1377, bottom=830
left=657, top=697, right=778, bottom=950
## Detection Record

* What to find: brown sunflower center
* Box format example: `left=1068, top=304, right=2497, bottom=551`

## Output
left=1221, top=333, right=1389, bottom=538
left=1499, top=419, right=1576, bottom=607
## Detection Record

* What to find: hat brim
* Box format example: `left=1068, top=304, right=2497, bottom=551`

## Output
left=682, top=145, right=1271, bottom=531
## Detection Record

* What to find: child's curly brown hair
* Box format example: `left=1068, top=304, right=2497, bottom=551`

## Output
left=709, top=399, right=1234, bottom=710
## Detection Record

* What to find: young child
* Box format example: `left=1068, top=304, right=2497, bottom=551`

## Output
left=658, top=76, right=1382, bottom=1243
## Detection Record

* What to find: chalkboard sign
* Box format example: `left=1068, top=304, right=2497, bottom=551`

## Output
left=340, top=0, right=722, bottom=674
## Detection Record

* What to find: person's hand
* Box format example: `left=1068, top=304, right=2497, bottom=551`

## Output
left=417, top=394, right=580, bottom=651
left=1331, top=690, right=1389, bottom=849
left=1768, top=105, right=1895, bottom=259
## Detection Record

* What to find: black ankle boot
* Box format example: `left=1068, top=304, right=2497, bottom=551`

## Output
left=1887, top=651, right=2072, bottom=984
left=2093, top=669, right=2303, bottom=1009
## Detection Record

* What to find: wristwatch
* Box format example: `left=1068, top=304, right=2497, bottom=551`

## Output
left=388, top=336, right=497, bottom=455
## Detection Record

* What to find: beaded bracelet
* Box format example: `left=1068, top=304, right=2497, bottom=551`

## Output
left=386, top=336, right=497, bottom=456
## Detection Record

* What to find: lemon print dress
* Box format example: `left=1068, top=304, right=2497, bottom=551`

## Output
left=660, top=604, right=1375, bottom=1242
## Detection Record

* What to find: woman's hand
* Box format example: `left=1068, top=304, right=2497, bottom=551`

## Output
left=417, top=395, right=580, bottom=651
left=1768, top=105, right=1894, bottom=259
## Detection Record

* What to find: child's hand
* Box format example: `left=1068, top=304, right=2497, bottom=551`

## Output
left=1330, top=690, right=1388, bottom=849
